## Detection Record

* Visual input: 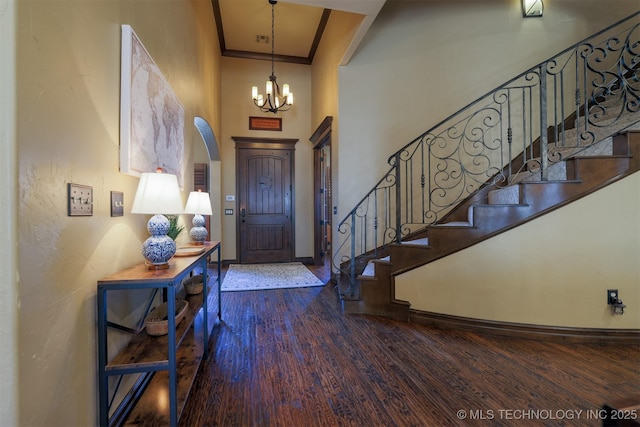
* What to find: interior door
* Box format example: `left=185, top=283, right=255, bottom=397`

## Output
left=235, top=138, right=297, bottom=263
left=310, top=117, right=332, bottom=266
left=319, top=145, right=331, bottom=264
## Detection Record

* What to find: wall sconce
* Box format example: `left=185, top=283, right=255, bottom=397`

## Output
left=522, top=0, right=543, bottom=17
left=184, top=190, right=213, bottom=245
left=131, top=169, right=184, bottom=269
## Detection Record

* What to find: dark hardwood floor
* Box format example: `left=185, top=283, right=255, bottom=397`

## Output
left=180, top=263, right=639, bottom=426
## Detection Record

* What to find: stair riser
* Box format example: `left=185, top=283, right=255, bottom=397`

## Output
left=389, top=245, right=431, bottom=273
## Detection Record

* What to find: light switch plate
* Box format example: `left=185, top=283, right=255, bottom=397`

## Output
left=224, top=209, right=234, bottom=215
left=111, top=191, right=124, bottom=217
left=68, top=183, right=93, bottom=216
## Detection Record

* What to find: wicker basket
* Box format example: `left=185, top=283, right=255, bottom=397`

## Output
left=183, top=274, right=204, bottom=295
left=144, top=299, right=189, bottom=336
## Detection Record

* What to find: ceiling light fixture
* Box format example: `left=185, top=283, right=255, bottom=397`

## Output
left=251, top=0, right=293, bottom=114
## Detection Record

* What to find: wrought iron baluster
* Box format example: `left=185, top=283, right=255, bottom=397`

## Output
left=395, top=152, right=402, bottom=243
left=540, top=62, right=549, bottom=180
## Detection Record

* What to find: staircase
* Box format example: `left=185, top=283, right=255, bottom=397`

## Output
left=332, top=13, right=640, bottom=321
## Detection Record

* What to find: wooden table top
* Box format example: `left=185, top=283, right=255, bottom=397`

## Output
left=98, top=241, right=220, bottom=286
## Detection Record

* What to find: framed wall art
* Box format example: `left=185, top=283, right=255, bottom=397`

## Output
left=249, top=116, right=282, bottom=131
left=120, top=24, right=184, bottom=187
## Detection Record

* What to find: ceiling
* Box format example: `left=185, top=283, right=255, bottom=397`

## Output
left=212, top=0, right=386, bottom=65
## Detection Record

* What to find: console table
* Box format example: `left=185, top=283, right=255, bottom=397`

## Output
left=97, top=241, right=221, bottom=426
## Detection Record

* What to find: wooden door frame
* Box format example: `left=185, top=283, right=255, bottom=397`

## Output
left=232, top=136, right=298, bottom=263
left=309, top=117, right=332, bottom=266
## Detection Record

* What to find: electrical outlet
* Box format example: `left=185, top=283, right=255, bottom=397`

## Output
left=68, top=183, right=93, bottom=216
left=607, top=289, right=618, bottom=305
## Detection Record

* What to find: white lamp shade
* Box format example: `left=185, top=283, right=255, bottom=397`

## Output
left=131, top=172, right=184, bottom=215
left=184, top=191, right=213, bottom=215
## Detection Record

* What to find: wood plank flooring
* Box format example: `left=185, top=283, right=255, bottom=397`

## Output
left=180, top=264, right=639, bottom=426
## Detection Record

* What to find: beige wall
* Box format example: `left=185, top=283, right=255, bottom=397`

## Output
left=219, top=56, right=313, bottom=261
left=336, top=0, right=640, bottom=217
left=311, top=10, right=363, bottom=127
left=311, top=10, right=365, bottom=268
left=16, top=0, right=219, bottom=425
left=396, top=173, right=640, bottom=329
left=1, top=0, right=18, bottom=424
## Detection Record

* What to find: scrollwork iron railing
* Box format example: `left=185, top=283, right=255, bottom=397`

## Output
left=334, top=12, right=640, bottom=296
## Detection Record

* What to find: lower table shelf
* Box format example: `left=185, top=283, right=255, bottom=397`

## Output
left=119, top=291, right=218, bottom=425
left=108, top=290, right=206, bottom=370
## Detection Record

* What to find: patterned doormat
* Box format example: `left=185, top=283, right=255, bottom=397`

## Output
left=221, top=262, right=325, bottom=292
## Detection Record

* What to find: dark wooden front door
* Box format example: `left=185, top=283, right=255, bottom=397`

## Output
left=235, top=137, right=297, bottom=263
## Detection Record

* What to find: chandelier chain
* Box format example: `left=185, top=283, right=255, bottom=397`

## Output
left=271, top=1, right=275, bottom=77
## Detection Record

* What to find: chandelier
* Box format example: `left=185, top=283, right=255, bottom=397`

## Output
left=251, top=0, right=293, bottom=114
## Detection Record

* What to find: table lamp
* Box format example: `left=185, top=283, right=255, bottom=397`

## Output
left=131, top=169, right=184, bottom=269
left=184, top=190, right=212, bottom=244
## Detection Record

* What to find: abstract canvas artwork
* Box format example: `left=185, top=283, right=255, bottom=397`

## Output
left=120, top=25, right=184, bottom=186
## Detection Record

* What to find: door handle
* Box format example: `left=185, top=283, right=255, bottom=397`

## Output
left=241, top=208, right=246, bottom=222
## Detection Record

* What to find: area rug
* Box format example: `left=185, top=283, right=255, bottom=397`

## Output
left=221, top=262, right=324, bottom=292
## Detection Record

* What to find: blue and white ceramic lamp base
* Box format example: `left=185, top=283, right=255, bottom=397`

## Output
left=142, top=214, right=177, bottom=268
left=188, top=214, right=208, bottom=244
